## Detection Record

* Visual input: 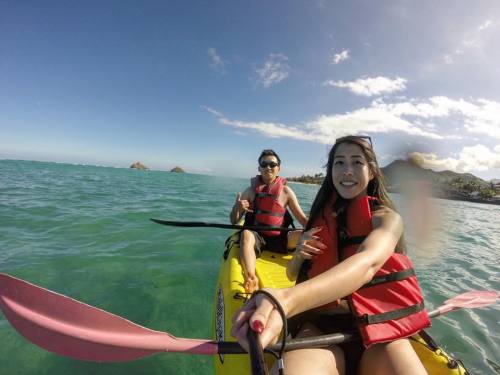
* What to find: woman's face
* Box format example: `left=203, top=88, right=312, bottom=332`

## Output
left=331, top=142, right=373, bottom=200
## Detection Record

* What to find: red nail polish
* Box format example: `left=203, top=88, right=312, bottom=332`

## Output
left=252, top=320, right=264, bottom=333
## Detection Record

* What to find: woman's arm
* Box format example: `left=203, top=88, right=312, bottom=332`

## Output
left=284, top=206, right=403, bottom=316
left=233, top=207, right=403, bottom=348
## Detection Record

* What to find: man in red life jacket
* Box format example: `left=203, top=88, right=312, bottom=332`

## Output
left=230, top=149, right=308, bottom=293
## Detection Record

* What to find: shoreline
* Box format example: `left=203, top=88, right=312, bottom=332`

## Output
left=386, top=189, right=500, bottom=206
left=288, top=179, right=500, bottom=206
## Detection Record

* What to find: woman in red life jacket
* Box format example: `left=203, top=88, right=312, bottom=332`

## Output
left=232, top=136, right=429, bottom=375
left=230, top=149, right=308, bottom=293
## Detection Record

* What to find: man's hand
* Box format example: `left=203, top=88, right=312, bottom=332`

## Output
left=235, top=192, right=253, bottom=213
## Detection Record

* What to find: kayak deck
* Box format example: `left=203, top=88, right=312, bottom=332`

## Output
left=213, top=232, right=469, bottom=374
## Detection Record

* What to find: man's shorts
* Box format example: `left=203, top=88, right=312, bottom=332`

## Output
left=245, top=230, right=289, bottom=255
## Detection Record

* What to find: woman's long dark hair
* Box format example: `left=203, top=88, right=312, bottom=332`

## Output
left=305, top=136, right=406, bottom=253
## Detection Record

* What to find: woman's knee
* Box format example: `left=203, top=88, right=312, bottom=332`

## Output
left=359, top=339, right=426, bottom=375
left=240, top=230, right=255, bottom=244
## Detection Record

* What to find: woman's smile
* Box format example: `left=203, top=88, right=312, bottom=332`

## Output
left=332, top=143, right=373, bottom=199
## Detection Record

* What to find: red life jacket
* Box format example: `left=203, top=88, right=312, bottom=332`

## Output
left=306, top=196, right=338, bottom=280
left=251, top=176, right=287, bottom=237
left=305, top=195, right=431, bottom=347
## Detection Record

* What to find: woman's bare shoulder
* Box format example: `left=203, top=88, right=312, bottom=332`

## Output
left=371, top=205, right=402, bottom=227
left=372, top=204, right=394, bottom=215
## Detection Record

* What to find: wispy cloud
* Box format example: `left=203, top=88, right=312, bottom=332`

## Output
left=332, top=49, right=350, bottom=64
left=205, top=96, right=500, bottom=143
left=478, top=19, right=493, bottom=31
left=375, top=97, right=500, bottom=139
left=411, top=144, right=500, bottom=173
left=324, top=76, right=407, bottom=97
left=254, top=54, right=290, bottom=88
left=441, top=19, right=496, bottom=64
left=207, top=47, right=227, bottom=74
left=200, top=105, right=224, bottom=117
left=442, top=54, right=454, bottom=65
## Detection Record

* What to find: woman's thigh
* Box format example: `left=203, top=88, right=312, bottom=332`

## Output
left=280, top=346, right=345, bottom=375
left=278, top=322, right=345, bottom=375
left=358, top=339, right=427, bottom=375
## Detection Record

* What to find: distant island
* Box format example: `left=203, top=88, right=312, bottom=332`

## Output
left=130, top=161, right=149, bottom=170
left=170, top=166, right=185, bottom=173
left=129, top=162, right=186, bottom=173
left=287, top=159, right=500, bottom=205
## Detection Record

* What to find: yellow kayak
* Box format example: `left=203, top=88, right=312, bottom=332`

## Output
left=213, top=231, right=470, bottom=374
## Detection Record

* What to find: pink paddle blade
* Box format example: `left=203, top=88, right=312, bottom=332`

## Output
left=444, top=290, right=499, bottom=307
left=0, top=273, right=218, bottom=362
left=434, top=290, right=499, bottom=316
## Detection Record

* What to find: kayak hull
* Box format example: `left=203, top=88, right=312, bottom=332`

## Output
left=213, top=231, right=469, bottom=374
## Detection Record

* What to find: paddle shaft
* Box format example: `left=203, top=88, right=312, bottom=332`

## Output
left=257, top=306, right=457, bottom=352
left=150, top=218, right=298, bottom=232
left=219, top=331, right=359, bottom=354
left=219, top=303, right=480, bottom=354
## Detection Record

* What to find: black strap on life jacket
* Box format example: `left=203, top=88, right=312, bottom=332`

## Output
left=254, top=209, right=285, bottom=217
left=244, top=209, right=294, bottom=229
left=355, top=302, right=426, bottom=325
left=340, top=235, right=365, bottom=247
left=255, top=192, right=278, bottom=199
left=359, top=268, right=416, bottom=289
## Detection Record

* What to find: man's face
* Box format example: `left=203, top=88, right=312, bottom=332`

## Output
left=258, top=155, right=280, bottom=182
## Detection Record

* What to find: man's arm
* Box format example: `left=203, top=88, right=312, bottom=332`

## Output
left=284, top=186, right=308, bottom=227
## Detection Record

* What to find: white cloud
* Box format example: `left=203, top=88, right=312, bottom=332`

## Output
left=332, top=49, right=350, bottom=64
left=207, top=47, right=227, bottom=74
left=205, top=96, right=500, bottom=144
left=374, top=97, right=500, bottom=139
left=200, top=105, right=224, bottom=117
left=204, top=100, right=443, bottom=144
left=324, top=76, right=407, bottom=97
left=478, top=20, right=493, bottom=31
left=254, top=54, right=290, bottom=88
left=440, top=19, right=496, bottom=65
left=411, top=144, right=500, bottom=173
left=443, top=54, right=454, bottom=64
left=463, top=99, right=500, bottom=139
left=206, top=109, right=316, bottom=141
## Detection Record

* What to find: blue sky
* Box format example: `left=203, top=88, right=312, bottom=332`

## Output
left=1, top=1, right=500, bottom=180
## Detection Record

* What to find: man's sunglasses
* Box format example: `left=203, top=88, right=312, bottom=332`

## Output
left=259, top=161, right=279, bottom=168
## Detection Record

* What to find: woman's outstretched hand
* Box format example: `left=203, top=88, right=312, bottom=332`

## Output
left=231, top=288, right=287, bottom=351
left=295, top=227, right=326, bottom=260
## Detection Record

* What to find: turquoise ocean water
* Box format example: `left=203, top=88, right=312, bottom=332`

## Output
left=0, top=159, right=499, bottom=374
